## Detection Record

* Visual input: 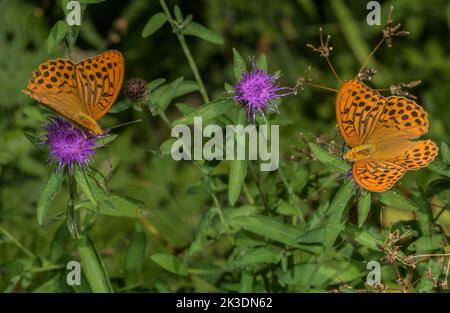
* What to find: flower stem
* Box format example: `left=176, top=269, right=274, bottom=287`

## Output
left=67, top=174, right=81, bottom=239
left=159, top=0, right=210, bottom=103
left=0, top=225, right=36, bottom=258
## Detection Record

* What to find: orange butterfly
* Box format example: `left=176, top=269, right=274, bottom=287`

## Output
left=23, top=50, right=124, bottom=135
left=336, top=80, right=438, bottom=192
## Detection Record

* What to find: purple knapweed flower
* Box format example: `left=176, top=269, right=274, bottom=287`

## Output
left=233, top=64, right=292, bottom=122
left=43, top=118, right=99, bottom=172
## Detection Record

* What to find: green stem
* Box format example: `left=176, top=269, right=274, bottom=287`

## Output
left=157, top=109, right=173, bottom=129
left=159, top=0, right=210, bottom=103
left=0, top=225, right=36, bottom=258
left=67, top=174, right=81, bottom=239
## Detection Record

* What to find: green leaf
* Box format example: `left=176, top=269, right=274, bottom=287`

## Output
left=228, top=109, right=247, bottom=206
left=148, top=79, right=199, bottom=114
left=296, top=228, right=324, bottom=244
left=309, top=143, right=350, bottom=174
left=125, top=223, right=147, bottom=285
left=100, top=134, right=119, bottom=145
left=73, top=167, right=97, bottom=207
left=324, top=180, right=356, bottom=248
left=95, top=194, right=145, bottom=218
left=173, top=99, right=235, bottom=125
left=230, top=216, right=303, bottom=248
left=47, top=20, right=68, bottom=54
left=255, top=54, right=268, bottom=72
left=37, top=171, right=65, bottom=226
left=77, top=235, right=113, bottom=293
left=342, top=225, right=383, bottom=251
left=228, top=246, right=283, bottom=270
left=278, top=261, right=362, bottom=288
left=416, top=259, right=442, bottom=292
left=357, top=190, right=371, bottom=228
left=142, top=12, right=167, bottom=38
left=183, top=21, right=224, bottom=45
left=441, top=142, right=450, bottom=164
left=378, top=189, right=419, bottom=212
left=428, top=159, right=450, bottom=178
left=188, top=208, right=220, bottom=257
left=407, top=234, right=445, bottom=253
left=49, top=223, right=71, bottom=262
left=108, top=99, right=133, bottom=113
left=232, top=48, right=247, bottom=80
left=148, top=78, right=167, bottom=92
left=150, top=253, right=187, bottom=276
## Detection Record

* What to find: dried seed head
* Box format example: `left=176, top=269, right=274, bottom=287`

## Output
left=125, top=78, right=149, bottom=103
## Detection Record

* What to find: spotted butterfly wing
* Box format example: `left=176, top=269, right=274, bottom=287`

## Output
left=75, top=50, right=124, bottom=121
left=23, top=50, right=124, bottom=135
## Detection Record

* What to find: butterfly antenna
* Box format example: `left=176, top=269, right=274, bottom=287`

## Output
left=356, top=37, right=385, bottom=79
left=305, top=82, right=338, bottom=93
left=107, top=119, right=143, bottom=131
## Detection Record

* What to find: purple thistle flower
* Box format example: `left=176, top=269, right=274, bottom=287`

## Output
left=233, top=64, right=292, bottom=122
left=43, top=118, right=99, bottom=172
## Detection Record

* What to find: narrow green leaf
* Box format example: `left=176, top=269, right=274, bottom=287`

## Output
left=150, top=253, right=187, bottom=276
left=255, top=54, right=268, bottom=72
left=108, top=99, right=133, bottom=113
left=142, top=12, right=167, bottom=37
left=343, top=225, right=383, bottom=251
left=309, top=143, right=350, bottom=174
left=296, top=228, right=324, bottom=244
left=173, top=99, right=235, bottom=125
left=230, top=216, right=303, bottom=248
left=188, top=208, right=220, bottom=256
left=378, top=189, right=419, bottom=212
left=125, top=223, right=147, bottom=285
left=148, top=78, right=167, bottom=92
left=278, top=261, right=361, bottom=288
left=357, top=190, right=371, bottom=228
left=73, top=167, right=97, bottom=207
left=37, top=171, right=65, bottom=226
left=47, top=20, right=68, bottom=54
left=49, top=223, right=71, bottom=262
left=239, top=271, right=253, bottom=293
left=232, top=48, right=247, bottom=80
left=228, top=109, right=247, bottom=206
left=228, top=246, right=283, bottom=269
left=441, top=142, right=450, bottom=164
left=77, top=235, right=113, bottom=293
left=183, top=21, right=224, bottom=45
left=156, top=77, right=184, bottom=112
left=324, top=180, right=356, bottom=248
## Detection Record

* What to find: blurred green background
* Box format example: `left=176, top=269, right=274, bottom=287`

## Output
left=1, top=0, right=450, bottom=292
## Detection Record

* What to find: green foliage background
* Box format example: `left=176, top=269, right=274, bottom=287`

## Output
left=1, top=0, right=450, bottom=292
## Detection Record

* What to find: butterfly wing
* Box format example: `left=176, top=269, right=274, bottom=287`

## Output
left=75, top=50, right=124, bottom=121
left=366, top=96, right=429, bottom=144
left=370, top=139, right=438, bottom=170
left=352, top=160, right=406, bottom=192
left=336, top=80, right=385, bottom=147
left=23, top=58, right=86, bottom=121
left=23, top=57, right=109, bottom=135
